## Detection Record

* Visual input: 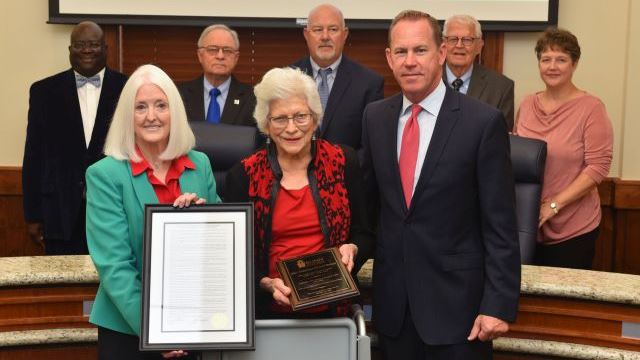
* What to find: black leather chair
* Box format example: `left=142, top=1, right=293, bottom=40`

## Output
left=509, top=134, right=547, bottom=264
left=190, top=122, right=261, bottom=198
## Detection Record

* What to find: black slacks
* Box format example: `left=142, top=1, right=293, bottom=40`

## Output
left=378, top=306, right=492, bottom=360
left=98, top=326, right=199, bottom=360
left=535, top=226, right=599, bottom=270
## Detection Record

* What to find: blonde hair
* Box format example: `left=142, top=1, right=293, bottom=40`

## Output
left=253, top=67, right=322, bottom=135
left=104, top=64, right=195, bottom=161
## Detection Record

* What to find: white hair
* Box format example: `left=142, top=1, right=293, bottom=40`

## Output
left=443, top=14, right=483, bottom=38
left=104, top=64, right=195, bottom=162
left=253, top=67, right=322, bottom=135
left=197, top=24, right=240, bottom=49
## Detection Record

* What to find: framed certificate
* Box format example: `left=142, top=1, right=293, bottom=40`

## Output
left=277, top=247, right=359, bottom=311
left=140, top=203, right=254, bottom=351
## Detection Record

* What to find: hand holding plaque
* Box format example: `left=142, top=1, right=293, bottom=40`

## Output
left=276, top=247, right=359, bottom=311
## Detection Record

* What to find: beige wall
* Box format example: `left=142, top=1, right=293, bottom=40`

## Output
left=504, top=0, right=636, bottom=178
left=2, top=1, right=638, bottom=179
left=0, top=2, right=72, bottom=166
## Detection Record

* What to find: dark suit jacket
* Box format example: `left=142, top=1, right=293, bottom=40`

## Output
left=22, top=68, right=127, bottom=253
left=361, top=87, right=520, bottom=345
left=292, top=56, right=384, bottom=150
left=178, top=75, right=256, bottom=126
left=443, top=63, right=514, bottom=131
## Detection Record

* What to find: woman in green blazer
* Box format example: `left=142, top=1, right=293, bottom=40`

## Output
left=86, top=64, right=220, bottom=359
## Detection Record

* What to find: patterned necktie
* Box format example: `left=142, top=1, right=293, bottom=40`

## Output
left=452, top=78, right=463, bottom=92
left=318, top=68, right=332, bottom=110
left=75, top=74, right=101, bottom=88
left=399, top=104, right=422, bottom=207
left=206, top=88, right=221, bottom=123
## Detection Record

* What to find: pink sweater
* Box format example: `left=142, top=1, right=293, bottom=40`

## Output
left=515, top=93, right=613, bottom=244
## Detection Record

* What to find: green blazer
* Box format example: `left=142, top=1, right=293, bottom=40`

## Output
left=86, top=150, right=221, bottom=335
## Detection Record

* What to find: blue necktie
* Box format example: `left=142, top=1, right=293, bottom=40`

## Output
left=318, top=68, right=332, bottom=111
left=207, top=88, right=221, bottom=123
left=75, top=74, right=101, bottom=88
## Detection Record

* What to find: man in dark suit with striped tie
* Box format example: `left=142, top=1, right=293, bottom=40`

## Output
left=22, top=21, right=127, bottom=254
left=291, top=3, right=384, bottom=150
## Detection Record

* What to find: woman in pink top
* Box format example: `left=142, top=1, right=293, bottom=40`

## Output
left=515, top=28, right=613, bottom=269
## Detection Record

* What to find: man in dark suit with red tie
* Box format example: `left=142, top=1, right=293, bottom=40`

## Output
left=292, top=3, right=384, bottom=150
left=361, top=10, right=520, bottom=359
left=22, top=21, right=127, bottom=254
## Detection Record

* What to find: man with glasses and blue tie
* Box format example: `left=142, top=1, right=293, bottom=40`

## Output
left=178, top=24, right=256, bottom=126
left=23, top=21, right=127, bottom=254
left=291, top=3, right=384, bottom=150
left=442, top=15, right=515, bottom=131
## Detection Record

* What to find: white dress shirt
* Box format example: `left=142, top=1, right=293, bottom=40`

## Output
left=75, top=68, right=105, bottom=148
left=397, top=80, right=446, bottom=193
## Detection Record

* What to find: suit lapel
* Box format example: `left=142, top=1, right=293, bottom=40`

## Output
left=62, top=70, right=88, bottom=151
left=220, top=76, right=243, bottom=125
left=380, top=94, right=408, bottom=214
left=410, top=88, right=460, bottom=211
left=131, top=165, right=159, bottom=211
left=185, top=76, right=206, bottom=121
left=467, top=65, right=487, bottom=99
left=320, top=57, right=352, bottom=135
left=179, top=153, right=200, bottom=194
left=89, top=68, right=116, bottom=153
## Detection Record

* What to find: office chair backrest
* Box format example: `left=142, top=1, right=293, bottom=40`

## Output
left=509, top=134, right=547, bottom=265
left=190, top=122, right=261, bottom=198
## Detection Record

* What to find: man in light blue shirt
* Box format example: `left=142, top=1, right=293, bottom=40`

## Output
left=442, top=15, right=514, bottom=130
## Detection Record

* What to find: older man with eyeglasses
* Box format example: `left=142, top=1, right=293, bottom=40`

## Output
left=442, top=15, right=515, bottom=130
left=178, top=24, right=256, bottom=126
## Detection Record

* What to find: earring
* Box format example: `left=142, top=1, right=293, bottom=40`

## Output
left=311, top=133, right=317, bottom=141
left=266, top=137, right=271, bottom=144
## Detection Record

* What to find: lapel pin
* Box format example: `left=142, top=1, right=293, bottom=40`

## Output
left=234, top=99, right=240, bottom=105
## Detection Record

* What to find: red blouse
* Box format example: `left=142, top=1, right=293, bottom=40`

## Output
left=130, top=152, right=195, bottom=204
left=268, top=185, right=326, bottom=313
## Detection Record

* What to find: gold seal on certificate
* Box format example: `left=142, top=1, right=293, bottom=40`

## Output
left=276, top=247, right=359, bottom=311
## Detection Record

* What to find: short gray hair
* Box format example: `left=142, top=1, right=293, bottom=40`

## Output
left=197, top=24, right=240, bottom=49
left=443, top=14, right=482, bottom=38
left=104, top=64, right=195, bottom=162
left=253, top=67, right=322, bottom=135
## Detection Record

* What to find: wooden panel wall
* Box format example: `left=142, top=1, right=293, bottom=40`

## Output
left=3, top=164, right=640, bottom=274
left=0, top=167, right=43, bottom=257
left=106, top=25, right=504, bottom=97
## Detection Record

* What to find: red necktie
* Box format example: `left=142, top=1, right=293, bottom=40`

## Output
left=399, top=104, right=422, bottom=207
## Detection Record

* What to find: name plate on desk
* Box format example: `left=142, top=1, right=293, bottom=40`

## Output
left=277, top=247, right=359, bottom=311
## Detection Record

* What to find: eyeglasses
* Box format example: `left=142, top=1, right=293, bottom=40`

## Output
left=268, top=113, right=313, bottom=129
left=198, top=46, right=238, bottom=56
left=70, top=41, right=103, bottom=51
left=444, top=36, right=478, bottom=47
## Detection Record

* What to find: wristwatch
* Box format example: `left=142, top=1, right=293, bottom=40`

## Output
left=550, top=202, right=559, bottom=214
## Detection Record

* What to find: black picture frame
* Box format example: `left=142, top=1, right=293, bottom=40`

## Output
left=140, top=203, right=254, bottom=351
